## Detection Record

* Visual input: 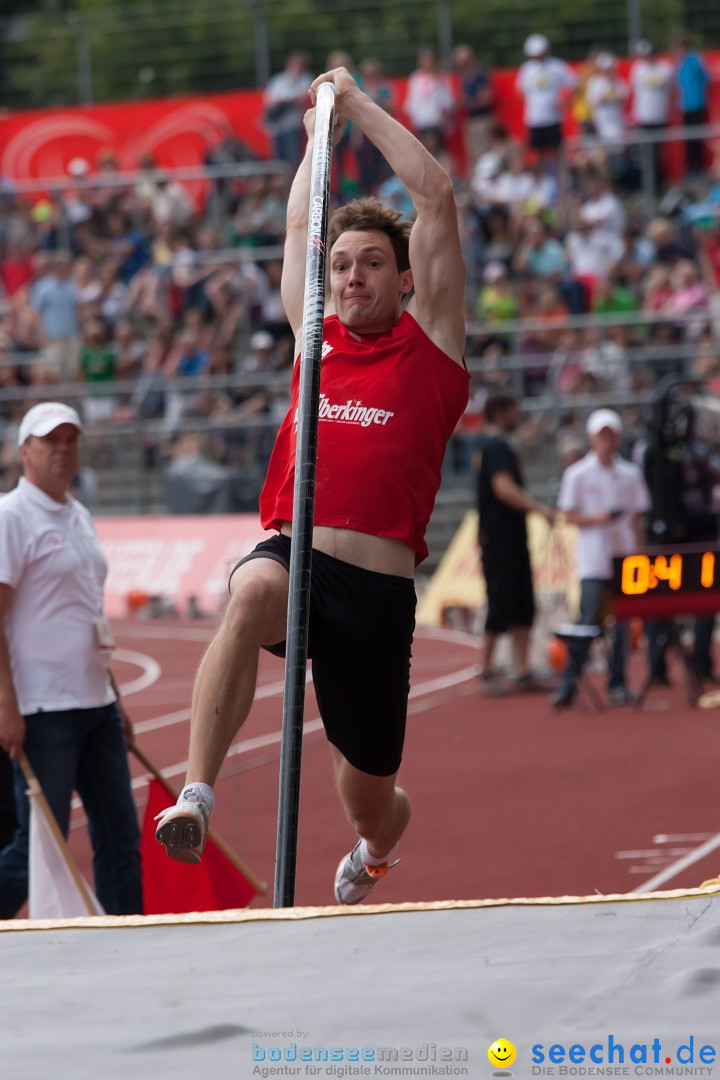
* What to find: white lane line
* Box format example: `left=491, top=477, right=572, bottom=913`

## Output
left=633, top=832, right=720, bottom=892
left=616, top=849, right=668, bottom=860
left=616, top=847, right=696, bottom=861
left=408, top=665, right=478, bottom=698
left=129, top=663, right=478, bottom=789
left=653, top=832, right=712, bottom=844
left=114, top=648, right=161, bottom=697
left=132, top=673, right=310, bottom=735
left=132, top=706, right=191, bottom=735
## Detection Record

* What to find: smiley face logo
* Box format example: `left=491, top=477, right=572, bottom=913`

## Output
left=488, top=1039, right=517, bottom=1069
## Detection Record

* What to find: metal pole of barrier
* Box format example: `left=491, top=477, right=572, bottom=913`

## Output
left=273, top=82, right=336, bottom=908
left=626, top=0, right=642, bottom=53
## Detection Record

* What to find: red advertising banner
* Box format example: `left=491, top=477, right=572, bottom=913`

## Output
left=95, top=514, right=265, bottom=619
left=0, top=88, right=269, bottom=186
left=1, top=55, right=719, bottom=197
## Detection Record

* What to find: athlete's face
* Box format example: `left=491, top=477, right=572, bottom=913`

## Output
left=329, top=230, right=413, bottom=334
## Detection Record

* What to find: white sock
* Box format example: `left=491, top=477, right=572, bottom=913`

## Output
left=180, top=782, right=215, bottom=815
left=359, top=838, right=394, bottom=866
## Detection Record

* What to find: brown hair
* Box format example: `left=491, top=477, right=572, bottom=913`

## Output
left=328, top=197, right=412, bottom=272
left=484, top=392, right=518, bottom=423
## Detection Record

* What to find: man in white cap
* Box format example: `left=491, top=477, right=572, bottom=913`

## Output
left=586, top=52, right=629, bottom=149
left=552, top=408, right=651, bottom=708
left=0, top=402, right=142, bottom=917
left=516, top=34, right=577, bottom=172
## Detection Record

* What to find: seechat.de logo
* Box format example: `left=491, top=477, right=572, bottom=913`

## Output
left=531, top=1035, right=717, bottom=1071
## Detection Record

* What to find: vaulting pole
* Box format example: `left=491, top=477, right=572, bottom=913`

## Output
left=274, top=82, right=336, bottom=907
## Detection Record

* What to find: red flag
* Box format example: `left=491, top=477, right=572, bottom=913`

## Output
left=141, top=778, right=258, bottom=915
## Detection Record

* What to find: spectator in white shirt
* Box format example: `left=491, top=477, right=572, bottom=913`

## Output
left=516, top=34, right=577, bottom=170
left=579, top=326, right=631, bottom=392
left=151, top=173, right=194, bottom=229
left=630, top=40, right=674, bottom=126
left=586, top=52, right=628, bottom=148
left=490, top=149, right=536, bottom=208
left=470, top=151, right=504, bottom=208
left=404, top=47, right=454, bottom=157
left=565, top=208, right=625, bottom=300
left=629, top=40, right=674, bottom=189
left=580, top=168, right=626, bottom=237
left=485, top=149, right=557, bottom=237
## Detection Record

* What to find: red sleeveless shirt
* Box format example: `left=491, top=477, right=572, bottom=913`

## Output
left=259, top=311, right=469, bottom=564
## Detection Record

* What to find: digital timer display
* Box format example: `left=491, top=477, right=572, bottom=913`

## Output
left=612, top=545, right=720, bottom=619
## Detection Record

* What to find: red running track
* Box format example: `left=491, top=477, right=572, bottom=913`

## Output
left=64, top=618, right=720, bottom=909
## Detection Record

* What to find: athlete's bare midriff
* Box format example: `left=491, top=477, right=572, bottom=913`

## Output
left=280, top=522, right=415, bottom=578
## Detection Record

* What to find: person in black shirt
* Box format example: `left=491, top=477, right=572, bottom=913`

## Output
left=476, top=393, right=555, bottom=691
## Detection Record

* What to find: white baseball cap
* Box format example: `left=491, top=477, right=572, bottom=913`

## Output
left=18, top=402, right=83, bottom=446
left=67, top=157, right=90, bottom=177
left=249, top=331, right=275, bottom=351
left=596, top=52, right=617, bottom=71
left=524, top=33, right=550, bottom=58
left=586, top=408, right=622, bottom=437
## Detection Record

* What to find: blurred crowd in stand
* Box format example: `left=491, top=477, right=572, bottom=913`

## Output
left=0, top=34, right=719, bottom=506
left=0, top=150, right=295, bottom=496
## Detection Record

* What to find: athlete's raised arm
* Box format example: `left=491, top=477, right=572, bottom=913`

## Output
left=310, top=67, right=466, bottom=364
left=280, top=111, right=315, bottom=340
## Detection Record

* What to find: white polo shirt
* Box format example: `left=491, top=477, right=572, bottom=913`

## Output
left=516, top=58, right=578, bottom=127
left=0, top=477, right=115, bottom=715
left=581, top=191, right=626, bottom=237
left=586, top=73, right=628, bottom=142
left=565, top=227, right=625, bottom=279
left=558, top=452, right=651, bottom=579
left=630, top=59, right=674, bottom=125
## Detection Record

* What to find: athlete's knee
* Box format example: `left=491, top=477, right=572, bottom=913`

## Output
left=225, top=566, right=287, bottom=642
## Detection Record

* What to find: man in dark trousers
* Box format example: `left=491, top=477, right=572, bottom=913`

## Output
left=0, top=750, right=17, bottom=850
left=475, top=392, right=555, bottom=691
left=0, top=402, right=142, bottom=918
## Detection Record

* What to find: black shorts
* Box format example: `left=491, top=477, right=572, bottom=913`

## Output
left=528, top=123, right=563, bottom=151
left=231, top=534, right=416, bottom=777
left=481, top=539, right=535, bottom=634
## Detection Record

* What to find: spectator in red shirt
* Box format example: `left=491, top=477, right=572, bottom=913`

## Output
left=1, top=238, right=34, bottom=299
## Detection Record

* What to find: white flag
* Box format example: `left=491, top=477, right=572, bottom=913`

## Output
left=28, top=789, right=104, bottom=919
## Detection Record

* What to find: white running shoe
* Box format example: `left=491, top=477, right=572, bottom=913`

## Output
left=154, top=789, right=210, bottom=865
left=333, top=841, right=398, bottom=905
